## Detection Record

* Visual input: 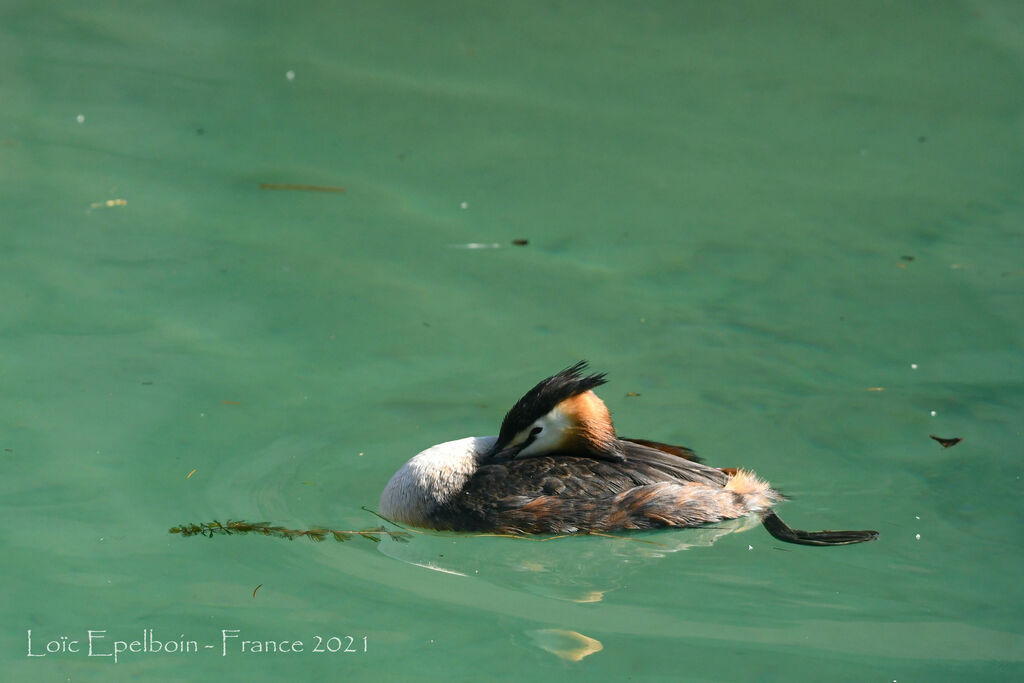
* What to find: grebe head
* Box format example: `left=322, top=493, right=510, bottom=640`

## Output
left=487, top=361, right=622, bottom=461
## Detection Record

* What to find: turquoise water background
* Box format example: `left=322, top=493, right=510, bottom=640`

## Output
left=2, top=1, right=1022, bottom=680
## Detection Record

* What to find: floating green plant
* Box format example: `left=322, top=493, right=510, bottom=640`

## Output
left=169, top=520, right=411, bottom=543
left=169, top=514, right=665, bottom=546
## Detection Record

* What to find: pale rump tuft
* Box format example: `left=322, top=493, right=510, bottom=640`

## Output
left=724, top=469, right=781, bottom=513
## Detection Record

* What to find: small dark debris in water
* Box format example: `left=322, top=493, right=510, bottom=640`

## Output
left=422, top=321, right=431, bottom=327
left=512, top=239, right=529, bottom=246
left=918, top=136, right=927, bottom=143
left=141, top=381, right=154, bottom=385
left=196, top=128, right=205, bottom=135
left=625, top=392, right=641, bottom=397
left=3, top=448, right=11, bottom=453
left=252, top=583, right=262, bottom=598
left=930, top=435, right=962, bottom=448
left=901, top=255, right=915, bottom=261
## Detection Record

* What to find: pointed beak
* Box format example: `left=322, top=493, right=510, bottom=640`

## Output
left=483, top=440, right=525, bottom=461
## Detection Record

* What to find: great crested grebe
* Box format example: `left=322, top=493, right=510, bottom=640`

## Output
left=380, top=362, right=878, bottom=546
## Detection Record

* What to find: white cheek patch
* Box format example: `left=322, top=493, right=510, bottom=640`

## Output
left=517, top=407, right=571, bottom=457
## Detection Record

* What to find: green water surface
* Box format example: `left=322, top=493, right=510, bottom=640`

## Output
left=1, top=1, right=1022, bottom=681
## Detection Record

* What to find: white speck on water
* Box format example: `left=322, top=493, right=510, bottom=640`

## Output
left=76, top=114, right=85, bottom=123
left=449, top=242, right=501, bottom=249
left=915, top=533, right=921, bottom=540
left=910, top=363, right=918, bottom=369
left=915, top=516, right=920, bottom=520
left=747, top=545, right=753, bottom=551
left=286, top=70, right=295, bottom=81
left=930, top=410, right=937, bottom=416
left=459, top=201, right=469, bottom=209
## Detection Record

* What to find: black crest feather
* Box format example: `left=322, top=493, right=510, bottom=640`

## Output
left=496, top=361, right=607, bottom=446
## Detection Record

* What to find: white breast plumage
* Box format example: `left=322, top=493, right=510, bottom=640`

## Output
left=378, top=436, right=496, bottom=527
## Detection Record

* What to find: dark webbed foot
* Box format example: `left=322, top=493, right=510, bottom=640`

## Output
left=761, top=511, right=878, bottom=546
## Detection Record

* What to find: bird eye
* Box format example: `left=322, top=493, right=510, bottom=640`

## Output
left=530, top=426, right=543, bottom=436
